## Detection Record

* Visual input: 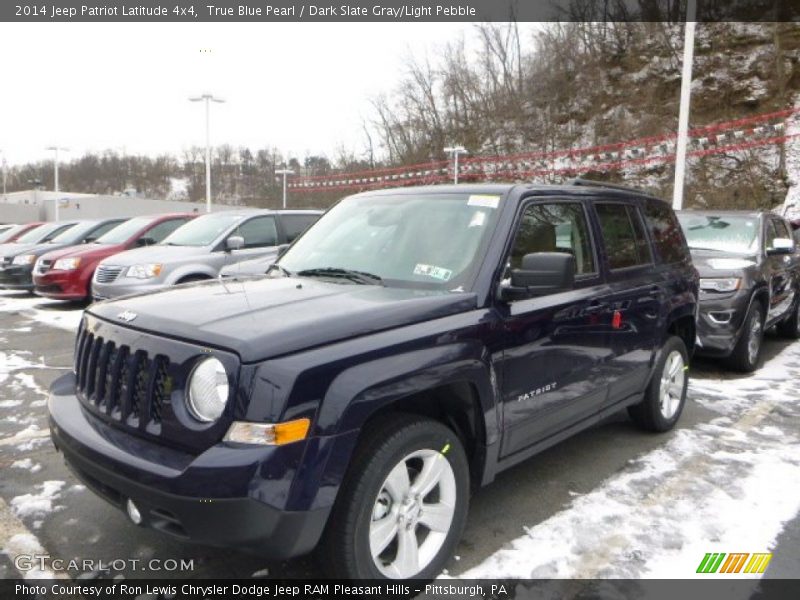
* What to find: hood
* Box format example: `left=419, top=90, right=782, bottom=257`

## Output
left=89, top=277, right=478, bottom=362
left=219, top=252, right=277, bottom=277
left=39, top=242, right=124, bottom=263
left=0, top=242, right=43, bottom=259
left=99, top=244, right=210, bottom=267
left=9, top=241, right=80, bottom=259
left=689, top=249, right=759, bottom=278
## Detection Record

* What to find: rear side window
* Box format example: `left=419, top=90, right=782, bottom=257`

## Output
left=281, top=214, right=319, bottom=242
left=233, top=216, right=278, bottom=248
left=643, top=200, right=689, bottom=264
left=595, top=203, right=652, bottom=269
left=146, top=218, right=189, bottom=243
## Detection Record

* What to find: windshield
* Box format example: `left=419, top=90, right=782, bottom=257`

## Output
left=96, top=216, right=152, bottom=244
left=49, top=221, right=101, bottom=244
left=677, top=214, right=759, bottom=254
left=15, top=222, right=74, bottom=244
left=161, top=213, right=243, bottom=247
left=0, top=224, right=26, bottom=243
left=279, top=192, right=503, bottom=289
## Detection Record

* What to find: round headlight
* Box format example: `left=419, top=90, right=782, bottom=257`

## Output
left=186, top=357, right=229, bottom=423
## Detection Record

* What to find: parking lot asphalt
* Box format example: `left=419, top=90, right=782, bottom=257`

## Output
left=0, top=289, right=798, bottom=581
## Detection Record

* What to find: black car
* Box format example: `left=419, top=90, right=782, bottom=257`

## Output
left=49, top=181, right=698, bottom=580
left=677, top=210, right=800, bottom=371
left=0, top=218, right=125, bottom=292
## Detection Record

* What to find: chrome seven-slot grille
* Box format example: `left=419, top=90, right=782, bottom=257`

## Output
left=95, top=265, right=125, bottom=283
left=74, top=328, right=171, bottom=428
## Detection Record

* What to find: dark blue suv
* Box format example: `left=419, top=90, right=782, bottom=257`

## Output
left=48, top=181, right=698, bottom=579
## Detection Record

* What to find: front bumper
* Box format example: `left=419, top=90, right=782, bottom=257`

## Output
left=33, top=271, right=86, bottom=300
left=48, top=373, right=330, bottom=559
left=91, top=278, right=167, bottom=301
left=0, top=264, right=34, bottom=290
left=695, top=288, right=752, bottom=357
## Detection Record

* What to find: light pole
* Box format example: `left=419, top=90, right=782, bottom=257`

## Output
left=46, top=146, right=69, bottom=221
left=444, top=145, right=468, bottom=184
left=672, top=0, right=697, bottom=210
left=0, top=150, right=6, bottom=200
left=189, top=93, right=225, bottom=213
left=275, top=167, right=294, bottom=209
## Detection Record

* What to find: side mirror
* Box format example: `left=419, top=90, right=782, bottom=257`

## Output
left=136, top=237, right=155, bottom=247
left=501, top=252, right=575, bottom=300
left=84, top=237, right=96, bottom=244
left=767, top=238, right=795, bottom=255
left=276, top=244, right=290, bottom=258
left=226, top=235, right=245, bottom=252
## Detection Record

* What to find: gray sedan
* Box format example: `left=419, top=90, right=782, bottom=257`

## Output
left=91, top=209, right=321, bottom=300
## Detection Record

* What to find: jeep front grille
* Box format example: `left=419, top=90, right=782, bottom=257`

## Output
left=75, top=329, right=170, bottom=426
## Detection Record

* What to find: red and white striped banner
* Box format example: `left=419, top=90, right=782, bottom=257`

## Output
left=287, top=107, right=800, bottom=193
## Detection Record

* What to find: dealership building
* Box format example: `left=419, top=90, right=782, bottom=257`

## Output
left=0, top=190, right=225, bottom=223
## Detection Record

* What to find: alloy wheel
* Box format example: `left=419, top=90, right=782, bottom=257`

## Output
left=659, top=350, right=685, bottom=420
left=369, top=449, right=456, bottom=578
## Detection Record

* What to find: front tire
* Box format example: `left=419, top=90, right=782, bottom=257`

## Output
left=727, top=302, right=765, bottom=372
left=321, top=414, right=469, bottom=580
left=628, top=336, right=689, bottom=432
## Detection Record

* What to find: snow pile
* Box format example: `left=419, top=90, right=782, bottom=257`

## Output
left=11, top=481, right=66, bottom=520
left=458, top=341, right=800, bottom=580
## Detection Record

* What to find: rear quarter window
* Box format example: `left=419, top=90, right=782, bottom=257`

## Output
left=643, top=199, right=690, bottom=264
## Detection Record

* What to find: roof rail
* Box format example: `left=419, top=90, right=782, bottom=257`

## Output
left=569, top=177, right=647, bottom=195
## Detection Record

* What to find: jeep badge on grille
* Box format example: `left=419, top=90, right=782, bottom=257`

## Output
left=117, top=310, right=137, bottom=322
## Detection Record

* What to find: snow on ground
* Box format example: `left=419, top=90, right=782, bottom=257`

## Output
left=0, top=289, right=83, bottom=332
left=11, top=481, right=65, bottom=520
left=458, top=341, right=800, bottom=580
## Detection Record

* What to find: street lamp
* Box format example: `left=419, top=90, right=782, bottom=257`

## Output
left=275, top=167, right=295, bottom=209
left=46, top=145, right=69, bottom=221
left=189, top=93, right=225, bottom=213
left=444, top=145, right=468, bottom=184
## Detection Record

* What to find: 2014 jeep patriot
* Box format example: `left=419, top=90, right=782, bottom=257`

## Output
left=48, top=181, right=699, bottom=579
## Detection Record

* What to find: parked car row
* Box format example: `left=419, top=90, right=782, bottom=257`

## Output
left=0, top=209, right=321, bottom=301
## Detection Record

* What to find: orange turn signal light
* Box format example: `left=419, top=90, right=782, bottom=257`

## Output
left=223, top=418, right=311, bottom=446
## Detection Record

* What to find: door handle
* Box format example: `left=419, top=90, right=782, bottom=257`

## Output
left=585, top=301, right=607, bottom=314
left=647, top=286, right=663, bottom=297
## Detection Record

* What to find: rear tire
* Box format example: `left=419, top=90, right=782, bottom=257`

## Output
left=776, top=297, right=800, bottom=340
left=320, top=414, right=469, bottom=580
left=727, top=302, right=765, bottom=372
left=628, top=336, right=689, bottom=433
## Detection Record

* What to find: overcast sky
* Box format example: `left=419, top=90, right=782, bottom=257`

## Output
left=0, top=22, right=477, bottom=167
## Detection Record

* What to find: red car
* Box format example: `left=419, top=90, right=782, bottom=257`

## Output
left=33, top=213, right=195, bottom=301
left=0, top=222, right=45, bottom=244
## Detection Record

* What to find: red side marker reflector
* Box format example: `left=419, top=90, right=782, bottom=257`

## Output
left=612, top=310, right=622, bottom=329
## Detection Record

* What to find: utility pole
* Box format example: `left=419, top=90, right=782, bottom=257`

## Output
left=444, top=145, right=468, bottom=184
left=46, top=146, right=68, bottom=221
left=672, top=0, right=697, bottom=210
left=189, top=93, right=225, bottom=213
left=275, top=167, right=295, bottom=209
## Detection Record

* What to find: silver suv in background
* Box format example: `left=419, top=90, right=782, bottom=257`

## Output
left=219, top=210, right=322, bottom=278
left=91, top=209, right=322, bottom=300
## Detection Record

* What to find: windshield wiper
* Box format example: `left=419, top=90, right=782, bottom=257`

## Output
left=296, top=267, right=383, bottom=285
